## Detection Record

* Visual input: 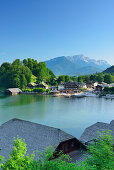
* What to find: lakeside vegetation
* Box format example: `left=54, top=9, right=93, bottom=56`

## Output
left=0, top=131, right=113, bottom=170
left=22, top=88, right=50, bottom=93
left=0, top=58, right=114, bottom=90
left=103, top=87, right=114, bottom=94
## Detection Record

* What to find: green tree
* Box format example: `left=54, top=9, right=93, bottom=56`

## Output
left=12, top=59, right=21, bottom=66
left=0, top=137, right=35, bottom=170
left=96, top=73, right=104, bottom=83
left=90, top=74, right=97, bottom=82
left=12, top=76, right=21, bottom=88
left=78, top=76, right=83, bottom=83
left=57, top=75, right=65, bottom=83
left=23, top=59, right=28, bottom=67
left=65, top=75, right=70, bottom=82
left=20, top=74, right=27, bottom=89
left=70, top=76, right=78, bottom=82
left=104, top=74, right=113, bottom=84
left=78, top=131, right=114, bottom=170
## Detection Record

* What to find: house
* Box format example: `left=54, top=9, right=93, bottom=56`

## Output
left=65, top=82, right=79, bottom=90
left=80, top=120, right=114, bottom=145
left=109, top=83, right=114, bottom=87
left=36, top=82, right=49, bottom=89
left=27, top=82, right=36, bottom=88
left=5, top=88, right=22, bottom=95
left=50, top=86, right=58, bottom=91
left=0, top=119, right=86, bottom=160
left=95, top=84, right=109, bottom=92
left=86, top=82, right=98, bottom=89
left=58, top=82, right=80, bottom=93
left=58, top=83, right=65, bottom=91
left=65, top=82, right=80, bottom=93
left=75, top=82, right=87, bottom=89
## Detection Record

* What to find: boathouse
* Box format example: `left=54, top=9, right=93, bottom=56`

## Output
left=5, top=88, right=22, bottom=95
left=0, top=119, right=86, bottom=160
left=80, top=120, right=114, bottom=145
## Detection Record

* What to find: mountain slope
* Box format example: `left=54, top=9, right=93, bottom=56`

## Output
left=103, top=65, right=114, bottom=74
left=45, top=55, right=110, bottom=75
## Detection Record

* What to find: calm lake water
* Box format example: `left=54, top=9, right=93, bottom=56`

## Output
left=0, top=94, right=114, bottom=138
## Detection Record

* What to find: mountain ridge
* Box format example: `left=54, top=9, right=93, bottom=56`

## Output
left=103, top=65, right=114, bottom=74
left=45, top=55, right=110, bottom=75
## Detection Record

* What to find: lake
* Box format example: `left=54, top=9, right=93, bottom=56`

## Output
left=0, top=94, right=114, bottom=139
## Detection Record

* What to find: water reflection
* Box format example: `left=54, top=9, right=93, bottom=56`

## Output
left=0, top=95, right=114, bottom=138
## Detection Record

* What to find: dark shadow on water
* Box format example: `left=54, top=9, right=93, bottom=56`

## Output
left=1, top=94, right=50, bottom=107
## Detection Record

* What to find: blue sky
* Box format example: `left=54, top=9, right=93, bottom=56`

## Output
left=0, top=0, right=114, bottom=64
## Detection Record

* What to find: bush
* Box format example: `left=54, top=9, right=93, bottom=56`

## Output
left=77, top=131, right=114, bottom=170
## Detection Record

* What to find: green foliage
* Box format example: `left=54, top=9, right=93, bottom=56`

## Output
left=33, top=88, right=46, bottom=93
left=0, top=137, right=35, bottom=170
left=104, top=74, right=113, bottom=84
left=22, top=59, right=55, bottom=85
left=70, top=73, right=114, bottom=84
left=78, top=76, right=83, bottom=83
left=70, top=76, right=78, bottom=82
left=31, top=75, right=37, bottom=83
left=22, top=88, right=46, bottom=93
left=0, top=60, right=32, bottom=89
left=46, top=89, right=50, bottom=93
left=104, top=87, right=114, bottom=94
left=78, top=131, right=114, bottom=170
left=57, top=75, right=65, bottom=83
left=0, top=58, right=56, bottom=89
left=65, top=75, right=70, bottom=82
left=96, top=73, right=104, bottom=83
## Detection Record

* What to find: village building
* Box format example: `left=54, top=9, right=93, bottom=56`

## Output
left=86, top=82, right=98, bottom=89
left=50, top=86, right=57, bottom=91
left=109, top=83, right=114, bottom=87
left=75, top=82, right=87, bottom=89
left=27, top=82, right=36, bottom=89
left=80, top=120, right=114, bottom=145
left=0, top=119, right=86, bottom=161
left=35, top=81, right=49, bottom=89
left=58, top=82, right=80, bottom=93
left=50, top=86, right=59, bottom=95
left=95, top=84, right=110, bottom=93
left=5, top=88, right=22, bottom=95
left=58, top=83, right=65, bottom=91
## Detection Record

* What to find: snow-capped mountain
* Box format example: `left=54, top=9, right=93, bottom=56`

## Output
left=45, top=55, right=110, bottom=75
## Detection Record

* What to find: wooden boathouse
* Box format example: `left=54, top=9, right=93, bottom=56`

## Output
left=5, top=88, right=22, bottom=95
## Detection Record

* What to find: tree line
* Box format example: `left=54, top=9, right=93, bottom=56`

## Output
left=58, top=73, right=114, bottom=84
left=0, top=58, right=55, bottom=89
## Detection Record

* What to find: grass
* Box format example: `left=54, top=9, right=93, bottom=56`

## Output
left=31, top=74, right=37, bottom=83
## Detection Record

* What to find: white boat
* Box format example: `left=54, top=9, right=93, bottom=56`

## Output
left=84, top=92, right=96, bottom=97
left=71, top=93, right=85, bottom=98
left=103, top=94, right=114, bottom=99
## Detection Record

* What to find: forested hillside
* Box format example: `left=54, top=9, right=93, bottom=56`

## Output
left=103, top=65, right=114, bottom=74
left=0, top=58, right=55, bottom=89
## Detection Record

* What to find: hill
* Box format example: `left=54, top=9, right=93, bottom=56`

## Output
left=45, top=55, right=110, bottom=75
left=103, top=65, right=114, bottom=74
